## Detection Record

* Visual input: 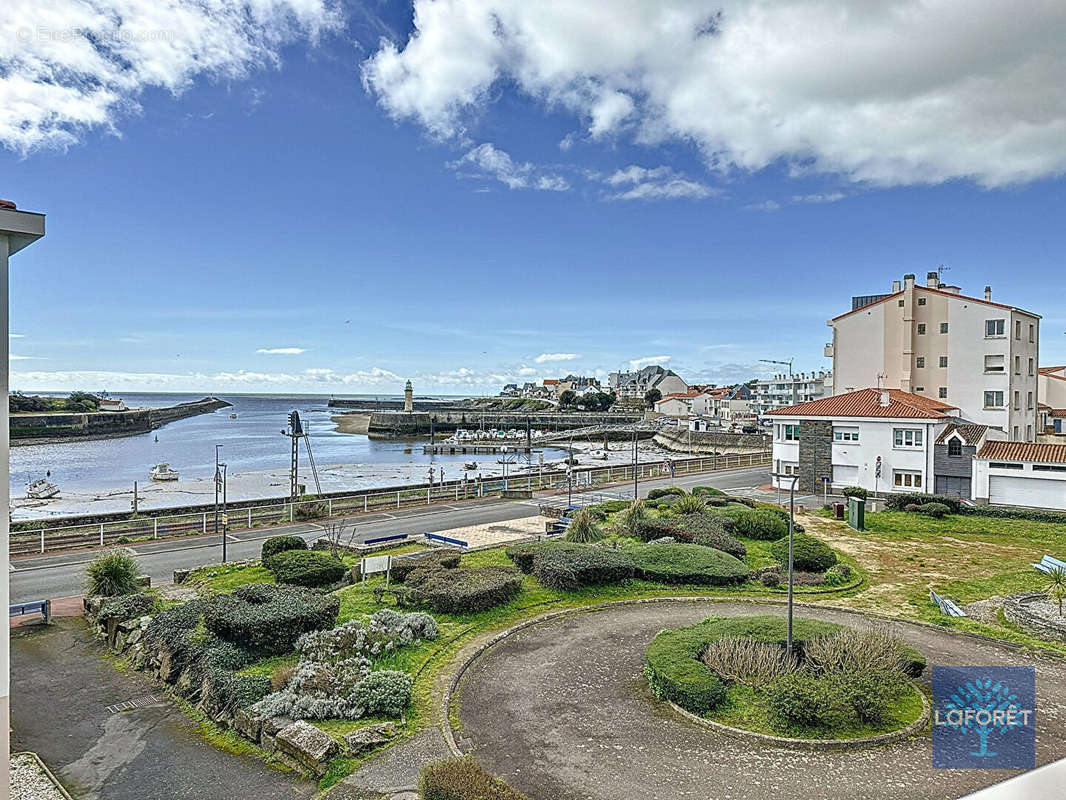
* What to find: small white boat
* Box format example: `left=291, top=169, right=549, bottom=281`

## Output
left=590, top=450, right=609, bottom=460
left=26, top=477, right=60, bottom=500
left=464, top=461, right=478, bottom=471
left=150, top=462, right=180, bottom=481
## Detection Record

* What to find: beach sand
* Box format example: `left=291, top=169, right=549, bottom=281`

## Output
left=331, top=413, right=371, bottom=435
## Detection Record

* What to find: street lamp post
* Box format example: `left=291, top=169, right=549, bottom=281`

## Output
left=632, top=429, right=639, bottom=499
left=771, top=471, right=800, bottom=659
left=220, top=462, right=228, bottom=563
left=214, top=444, right=223, bottom=561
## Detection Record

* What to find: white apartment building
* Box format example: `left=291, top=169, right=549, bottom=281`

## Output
left=608, top=365, right=687, bottom=399
left=1038, top=367, right=1066, bottom=435
left=751, top=371, right=832, bottom=416
left=826, top=272, right=1040, bottom=441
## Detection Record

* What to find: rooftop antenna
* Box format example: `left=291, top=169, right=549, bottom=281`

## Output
left=937, top=264, right=950, bottom=283
left=282, top=410, right=321, bottom=500
left=876, top=372, right=886, bottom=389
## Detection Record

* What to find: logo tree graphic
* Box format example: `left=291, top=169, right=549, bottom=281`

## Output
left=943, top=679, right=1018, bottom=757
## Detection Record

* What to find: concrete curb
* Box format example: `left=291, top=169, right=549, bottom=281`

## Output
left=440, top=594, right=1056, bottom=758
left=12, top=752, right=74, bottom=800
left=666, top=683, right=930, bottom=751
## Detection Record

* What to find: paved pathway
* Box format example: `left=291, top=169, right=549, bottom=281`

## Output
left=457, top=601, right=1066, bottom=800
left=10, top=618, right=314, bottom=800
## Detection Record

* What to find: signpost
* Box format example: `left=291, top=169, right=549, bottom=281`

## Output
left=360, top=554, right=392, bottom=586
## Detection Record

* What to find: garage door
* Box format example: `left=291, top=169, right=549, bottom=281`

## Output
left=833, top=465, right=859, bottom=486
left=988, top=475, right=1066, bottom=510
left=935, top=476, right=971, bottom=498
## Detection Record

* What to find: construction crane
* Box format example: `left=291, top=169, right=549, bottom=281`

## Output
left=282, top=410, right=322, bottom=500
left=760, top=358, right=796, bottom=405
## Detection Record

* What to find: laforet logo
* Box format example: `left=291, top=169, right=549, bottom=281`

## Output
left=932, top=666, right=1035, bottom=769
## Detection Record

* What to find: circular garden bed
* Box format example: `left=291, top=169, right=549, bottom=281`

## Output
left=645, top=615, right=927, bottom=745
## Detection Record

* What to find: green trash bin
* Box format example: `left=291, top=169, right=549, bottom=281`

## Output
left=847, top=496, right=865, bottom=530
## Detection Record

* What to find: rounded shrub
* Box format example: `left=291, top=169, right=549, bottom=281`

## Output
left=728, top=508, right=789, bottom=541
left=86, top=549, right=140, bottom=597
left=884, top=492, right=960, bottom=513
left=645, top=627, right=727, bottom=713
left=919, top=502, right=951, bottom=519
left=691, top=486, right=727, bottom=498
left=203, top=583, right=340, bottom=655
left=506, top=541, right=584, bottom=573
left=630, top=542, right=749, bottom=585
left=823, top=564, right=853, bottom=587
left=672, top=513, right=746, bottom=559
left=672, top=494, right=708, bottom=515
left=421, top=759, right=531, bottom=800
left=352, top=670, right=413, bottom=717
left=634, top=519, right=682, bottom=543
left=760, top=571, right=781, bottom=588
left=98, top=592, right=156, bottom=621
left=903, top=503, right=921, bottom=513
left=532, top=545, right=635, bottom=590
left=770, top=533, right=838, bottom=572
left=261, top=535, right=308, bottom=562
left=264, top=549, right=347, bottom=588
left=406, top=566, right=523, bottom=614
left=647, top=487, right=687, bottom=500
left=842, top=486, right=868, bottom=499
left=391, top=550, right=461, bottom=583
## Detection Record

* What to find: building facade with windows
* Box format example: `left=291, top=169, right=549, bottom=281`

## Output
left=751, top=371, right=832, bottom=416
left=973, top=441, right=1066, bottom=510
left=826, top=272, right=1040, bottom=440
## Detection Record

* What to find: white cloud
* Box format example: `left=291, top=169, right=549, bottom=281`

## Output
left=1, top=0, right=341, bottom=153
left=629, top=355, right=670, bottom=369
left=448, top=142, right=569, bottom=191
left=11, top=367, right=402, bottom=393
left=744, top=200, right=780, bottom=212
left=792, top=192, right=845, bottom=205
left=534, top=352, right=580, bottom=363
left=517, top=366, right=537, bottom=376
left=363, top=1, right=1066, bottom=188
left=603, top=165, right=713, bottom=201
left=257, top=347, right=307, bottom=354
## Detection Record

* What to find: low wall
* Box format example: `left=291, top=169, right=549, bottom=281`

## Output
left=11, top=397, right=230, bottom=443
left=653, top=427, right=771, bottom=455
left=1003, top=593, right=1066, bottom=643
left=368, top=410, right=641, bottom=435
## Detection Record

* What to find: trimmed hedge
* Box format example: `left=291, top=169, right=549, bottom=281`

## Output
left=264, top=549, right=347, bottom=588
left=203, top=583, right=339, bottom=655
left=959, top=504, right=1066, bottom=524
left=728, top=508, right=789, bottom=541
left=261, top=535, right=308, bottom=562
left=691, top=486, right=727, bottom=497
left=770, top=533, right=838, bottom=572
left=672, top=513, right=747, bottom=559
left=585, top=499, right=633, bottom=520
left=532, top=546, right=635, bottom=590
left=919, top=502, right=951, bottom=518
left=634, top=519, right=683, bottom=543
left=842, top=486, right=868, bottom=499
left=506, top=541, right=585, bottom=573
left=754, top=504, right=805, bottom=533
left=629, top=543, right=749, bottom=585
left=421, top=759, right=530, bottom=800
left=884, top=492, right=961, bottom=513
left=647, top=487, right=687, bottom=500
left=98, top=592, right=156, bottom=621
left=391, top=550, right=461, bottom=583
left=406, top=566, right=523, bottom=614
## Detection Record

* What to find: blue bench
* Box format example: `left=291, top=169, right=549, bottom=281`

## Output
left=424, top=532, right=468, bottom=548
left=364, top=533, right=409, bottom=546
left=10, top=600, right=51, bottom=623
left=1032, top=554, right=1066, bottom=575
left=930, top=588, right=967, bottom=618
left=547, top=517, right=571, bottom=536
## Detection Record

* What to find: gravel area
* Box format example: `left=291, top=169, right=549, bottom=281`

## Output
left=11, top=753, right=67, bottom=800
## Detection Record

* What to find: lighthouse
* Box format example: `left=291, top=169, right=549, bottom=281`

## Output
left=404, top=379, right=414, bottom=412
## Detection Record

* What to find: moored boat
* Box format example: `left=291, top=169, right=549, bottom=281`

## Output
left=150, top=462, right=180, bottom=481
left=26, top=477, right=60, bottom=499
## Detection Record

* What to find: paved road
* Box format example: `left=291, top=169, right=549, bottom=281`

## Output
left=10, top=466, right=771, bottom=603
left=11, top=618, right=314, bottom=800
left=457, top=600, right=1066, bottom=800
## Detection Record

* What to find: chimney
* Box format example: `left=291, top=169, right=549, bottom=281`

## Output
left=880, top=390, right=891, bottom=407
left=903, top=273, right=916, bottom=289
left=985, top=285, right=992, bottom=301
left=926, top=271, right=940, bottom=288
left=892, top=280, right=901, bottom=292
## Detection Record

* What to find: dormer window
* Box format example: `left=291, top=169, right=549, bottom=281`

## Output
left=948, top=438, right=963, bottom=458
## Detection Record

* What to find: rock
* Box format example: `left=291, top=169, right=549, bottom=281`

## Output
left=647, top=536, right=675, bottom=545
left=343, top=722, right=397, bottom=756
left=276, top=720, right=338, bottom=776
left=84, top=596, right=105, bottom=614
left=260, top=716, right=293, bottom=754
left=234, top=708, right=264, bottom=742
left=131, top=645, right=146, bottom=670
left=118, top=618, right=141, bottom=634
left=126, top=628, right=143, bottom=646
left=173, top=568, right=190, bottom=584
left=157, top=642, right=182, bottom=682
left=113, top=631, right=128, bottom=652
left=175, top=666, right=203, bottom=700
left=135, top=574, right=152, bottom=588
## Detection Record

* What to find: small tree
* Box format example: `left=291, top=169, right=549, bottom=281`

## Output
left=1045, top=567, right=1066, bottom=615
left=321, top=520, right=358, bottom=560
left=644, top=388, right=662, bottom=408
left=86, top=550, right=140, bottom=597
left=558, top=389, right=577, bottom=408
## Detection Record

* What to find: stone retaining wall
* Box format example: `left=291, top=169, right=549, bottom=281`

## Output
left=1003, top=593, right=1066, bottom=643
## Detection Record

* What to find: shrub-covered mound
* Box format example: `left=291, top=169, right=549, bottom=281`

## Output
left=647, top=486, right=687, bottom=500
left=203, top=583, right=340, bottom=655
left=264, top=549, right=347, bottom=588
left=727, top=508, right=789, bottom=541
left=421, top=758, right=530, bottom=800
left=261, top=535, right=308, bottom=561
left=391, top=550, right=461, bottom=583
left=629, top=543, right=749, bottom=586
left=98, top=592, right=156, bottom=621
left=533, top=545, right=635, bottom=590
left=506, top=540, right=584, bottom=573
left=406, top=566, right=523, bottom=614
left=672, top=513, right=747, bottom=559
left=769, top=533, right=838, bottom=572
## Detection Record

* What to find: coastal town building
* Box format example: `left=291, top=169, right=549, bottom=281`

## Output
left=654, top=388, right=710, bottom=417
left=972, top=441, right=1066, bottom=510
left=609, top=365, right=688, bottom=399
left=98, top=398, right=127, bottom=412
left=826, top=272, right=1041, bottom=441
left=1038, top=367, right=1066, bottom=435
left=751, top=371, right=832, bottom=416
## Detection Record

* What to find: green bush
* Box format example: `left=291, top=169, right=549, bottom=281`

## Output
left=391, top=550, right=461, bottom=583
left=406, top=567, right=523, bottom=614
left=691, top=615, right=844, bottom=654
left=753, top=504, right=805, bottom=533
left=645, top=627, right=727, bottom=713
left=86, top=550, right=141, bottom=597
left=421, top=759, right=530, bottom=800
left=823, top=564, right=853, bottom=586
left=532, top=546, right=635, bottom=590
left=672, top=494, right=708, bottom=515
left=564, top=507, right=605, bottom=543
left=629, top=543, right=749, bottom=585
left=203, top=668, right=272, bottom=715
left=98, top=592, right=156, bottom=621
left=903, top=503, right=921, bottom=513
left=293, top=501, right=328, bottom=520
left=728, top=508, right=789, bottom=541
left=264, top=550, right=347, bottom=588
left=760, top=571, right=781, bottom=588
left=633, top=519, right=682, bottom=543
left=616, top=499, right=649, bottom=538
left=959, top=504, right=1066, bottom=524
left=672, top=513, right=746, bottom=559
left=352, top=670, right=413, bottom=717
left=506, top=541, right=585, bottom=573
left=884, top=492, right=960, bottom=513
left=585, top=499, right=632, bottom=520
left=770, top=533, right=838, bottom=572
left=203, top=583, right=339, bottom=655
left=261, top=535, right=308, bottom=561
left=764, top=672, right=853, bottom=731
left=691, top=486, right=727, bottom=497
left=919, top=502, right=951, bottom=519
left=647, top=487, right=687, bottom=500
left=842, top=486, right=868, bottom=499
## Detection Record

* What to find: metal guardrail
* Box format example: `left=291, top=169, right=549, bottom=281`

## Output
left=10, top=451, right=770, bottom=555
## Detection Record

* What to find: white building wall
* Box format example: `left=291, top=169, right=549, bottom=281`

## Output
left=832, top=304, right=886, bottom=394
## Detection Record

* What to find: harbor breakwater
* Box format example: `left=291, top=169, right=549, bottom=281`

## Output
left=653, top=427, right=771, bottom=455
left=365, top=410, right=642, bottom=436
left=10, top=397, right=231, bottom=444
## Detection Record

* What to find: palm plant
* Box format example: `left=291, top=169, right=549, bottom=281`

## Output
left=86, top=549, right=140, bottom=597
left=564, top=507, right=605, bottom=543
left=618, top=499, right=648, bottom=538
left=1045, top=567, right=1066, bottom=616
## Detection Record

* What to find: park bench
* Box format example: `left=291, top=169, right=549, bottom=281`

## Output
left=424, top=531, right=468, bottom=548
left=1032, top=554, right=1066, bottom=575
left=10, top=600, right=51, bottom=623
left=547, top=517, right=571, bottom=536
left=930, top=588, right=967, bottom=618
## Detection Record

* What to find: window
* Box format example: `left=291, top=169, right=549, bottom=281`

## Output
left=1013, top=425, right=1019, bottom=439
left=1034, top=464, right=1066, bottom=473
left=1028, top=391, right=1034, bottom=409
left=940, top=322, right=949, bottom=334
left=1029, top=358, right=1035, bottom=376
left=915, top=386, right=925, bottom=392
left=985, top=319, right=1005, bottom=337
left=894, top=428, right=924, bottom=448
left=939, top=387, right=948, bottom=399
left=833, top=426, right=860, bottom=442
left=779, top=424, right=800, bottom=441
left=990, top=461, right=1024, bottom=470
left=984, top=391, right=1004, bottom=408
left=917, top=323, right=927, bottom=335
left=781, top=463, right=799, bottom=476
left=898, top=299, right=904, bottom=307
left=984, top=354, right=1004, bottom=373
left=918, top=298, right=927, bottom=306
left=1014, top=390, right=1020, bottom=410
left=916, top=357, right=925, bottom=368
left=1016, top=320, right=1022, bottom=339
left=1030, top=324, right=1035, bottom=343
left=893, top=471, right=923, bottom=488
left=1027, top=424, right=1033, bottom=440
left=939, top=356, right=948, bottom=368
left=1015, top=355, right=1021, bottom=374
left=947, top=438, right=963, bottom=457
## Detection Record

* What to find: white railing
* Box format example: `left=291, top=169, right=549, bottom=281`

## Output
left=10, top=451, right=770, bottom=555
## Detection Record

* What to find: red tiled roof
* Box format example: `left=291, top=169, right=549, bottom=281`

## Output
left=977, top=441, right=1066, bottom=464
left=543, top=379, right=559, bottom=385
left=1039, top=367, right=1066, bottom=382
left=658, top=389, right=703, bottom=402
left=1051, top=409, right=1066, bottom=418
left=766, top=388, right=957, bottom=419
left=830, top=285, right=1036, bottom=323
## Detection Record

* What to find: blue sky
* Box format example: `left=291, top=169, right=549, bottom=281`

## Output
left=4, top=1, right=1066, bottom=395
